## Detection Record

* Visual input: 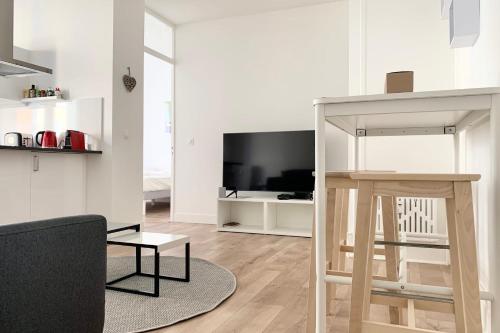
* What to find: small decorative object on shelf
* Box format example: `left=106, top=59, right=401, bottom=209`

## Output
left=23, top=85, right=64, bottom=101
left=123, top=66, right=137, bottom=92
left=21, top=85, right=64, bottom=103
left=29, top=84, right=36, bottom=98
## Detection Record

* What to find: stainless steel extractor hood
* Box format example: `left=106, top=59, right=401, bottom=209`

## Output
left=0, top=0, right=52, bottom=76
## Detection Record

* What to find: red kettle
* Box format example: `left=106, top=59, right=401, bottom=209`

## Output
left=62, top=130, right=85, bottom=150
left=35, top=130, right=58, bottom=148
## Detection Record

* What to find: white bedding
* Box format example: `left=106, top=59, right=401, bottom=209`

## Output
left=143, top=177, right=171, bottom=192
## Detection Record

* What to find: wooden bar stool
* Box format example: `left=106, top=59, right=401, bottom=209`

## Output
left=307, top=171, right=402, bottom=333
left=348, top=172, right=482, bottom=333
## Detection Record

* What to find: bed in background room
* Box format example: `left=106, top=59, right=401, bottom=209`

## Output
left=143, top=173, right=171, bottom=214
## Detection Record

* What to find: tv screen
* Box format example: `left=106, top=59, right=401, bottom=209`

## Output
left=223, top=130, right=314, bottom=192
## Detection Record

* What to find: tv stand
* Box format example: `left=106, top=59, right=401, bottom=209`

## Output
left=217, top=195, right=313, bottom=237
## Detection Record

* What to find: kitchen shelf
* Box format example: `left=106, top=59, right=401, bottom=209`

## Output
left=0, top=145, right=102, bottom=154
left=21, top=96, right=65, bottom=104
left=0, top=98, right=24, bottom=108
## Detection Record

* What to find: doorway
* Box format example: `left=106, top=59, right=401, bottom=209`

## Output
left=143, top=9, right=175, bottom=219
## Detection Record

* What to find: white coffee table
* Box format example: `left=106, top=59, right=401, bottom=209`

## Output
left=106, top=232, right=190, bottom=297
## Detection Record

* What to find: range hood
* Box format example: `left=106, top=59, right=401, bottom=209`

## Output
left=0, top=0, right=52, bottom=76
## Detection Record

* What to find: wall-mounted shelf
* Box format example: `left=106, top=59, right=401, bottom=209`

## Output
left=0, top=145, right=102, bottom=154
left=0, top=96, right=67, bottom=109
left=0, top=98, right=24, bottom=108
left=21, top=96, right=65, bottom=105
left=217, top=196, right=313, bottom=237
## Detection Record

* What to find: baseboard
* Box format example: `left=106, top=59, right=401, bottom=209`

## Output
left=172, top=213, right=217, bottom=225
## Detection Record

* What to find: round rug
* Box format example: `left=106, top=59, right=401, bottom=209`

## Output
left=104, top=256, right=236, bottom=333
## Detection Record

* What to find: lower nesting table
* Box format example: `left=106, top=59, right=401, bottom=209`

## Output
left=106, top=230, right=190, bottom=297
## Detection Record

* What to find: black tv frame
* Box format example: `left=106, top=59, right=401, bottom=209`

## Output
left=222, top=130, right=314, bottom=198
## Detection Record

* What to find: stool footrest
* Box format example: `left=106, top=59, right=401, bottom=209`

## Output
left=341, top=244, right=386, bottom=255
left=371, top=290, right=453, bottom=303
left=326, top=269, right=388, bottom=281
left=325, top=274, right=453, bottom=297
left=375, top=240, right=450, bottom=250
left=362, top=320, right=442, bottom=333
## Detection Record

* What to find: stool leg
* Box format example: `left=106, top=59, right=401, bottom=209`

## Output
left=329, top=189, right=345, bottom=314
left=363, top=194, right=378, bottom=316
left=338, top=189, right=350, bottom=272
left=381, top=196, right=401, bottom=325
left=349, top=181, right=376, bottom=333
left=325, top=189, right=337, bottom=314
left=306, top=215, right=316, bottom=333
left=447, top=182, right=482, bottom=333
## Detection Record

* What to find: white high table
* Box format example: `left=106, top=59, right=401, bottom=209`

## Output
left=313, top=87, right=500, bottom=332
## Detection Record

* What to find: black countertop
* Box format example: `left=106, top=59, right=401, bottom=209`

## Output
left=0, top=145, right=102, bottom=154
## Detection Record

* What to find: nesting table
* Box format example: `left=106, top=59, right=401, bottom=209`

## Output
left=106, top=223, right=190, bottom=297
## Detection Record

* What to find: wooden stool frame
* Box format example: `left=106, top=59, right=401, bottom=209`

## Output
left=308, top=172, right=483, bottom=333
left=308, top=172, right=402, bottom=332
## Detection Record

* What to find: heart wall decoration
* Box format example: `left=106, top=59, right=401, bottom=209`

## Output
left=123, top=67, right=137, bottom=92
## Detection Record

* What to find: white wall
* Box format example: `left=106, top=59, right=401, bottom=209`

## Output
left=349, top=0, right=456, bottom=171
left=11, top=0, right=144, bottom=223
left=454, top=0, right=500, bottom=88
left=110, top=0, right=145, bottom=223
left=348, top=0, right=456, bottom=264
left=365, top=0, right=455, bottom=94
left=349, top=0, right=455, bottom=95
left=174, top=2, right=349, bottom=223
left=350, top=0, right=455, bottom=173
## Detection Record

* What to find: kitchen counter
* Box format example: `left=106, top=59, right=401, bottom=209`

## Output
left=0, top=145, right=102, bottom=154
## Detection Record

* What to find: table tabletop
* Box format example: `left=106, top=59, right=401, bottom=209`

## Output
left=108, top=232, right=189, bottom=251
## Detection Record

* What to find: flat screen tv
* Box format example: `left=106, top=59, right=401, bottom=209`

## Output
left=223, top=130, right=314, bottom=193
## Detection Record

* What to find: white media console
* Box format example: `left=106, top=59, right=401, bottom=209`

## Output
left=217, top=195, right=313, bottom=237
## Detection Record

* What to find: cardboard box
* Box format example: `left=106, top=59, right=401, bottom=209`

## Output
left=386, top=71, right=414, bottom=93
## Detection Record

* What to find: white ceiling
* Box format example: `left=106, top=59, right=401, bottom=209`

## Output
left=145, top=0, right=341, bottom=25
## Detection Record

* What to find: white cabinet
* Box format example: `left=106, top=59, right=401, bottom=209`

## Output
left=0, top=151, right=86, bottom=224
left=0, top=151, right=31, bottom=224
left=30, top=154, right=86, bottom=220
left=217, top=197, right=313, bottom=237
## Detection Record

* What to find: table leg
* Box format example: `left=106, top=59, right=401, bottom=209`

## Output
left=185, top=243, right=190, bottom=282
left=106, top=241, right=189, bottom=298
left=136, top=246, right=142, bottom=274
left=154, top=250, right=160, bottom=297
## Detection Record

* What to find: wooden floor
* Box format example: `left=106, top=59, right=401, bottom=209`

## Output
left=107, top=204, right=456, bottom=333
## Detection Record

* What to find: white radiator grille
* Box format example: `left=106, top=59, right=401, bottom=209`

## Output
left=376, top=198, right=437, bottom=235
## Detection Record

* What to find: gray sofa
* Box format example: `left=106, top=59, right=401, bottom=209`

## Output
left=0, top=215, right=107, bottom=333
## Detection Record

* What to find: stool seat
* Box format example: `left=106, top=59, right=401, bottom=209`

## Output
left=349, top=172, right=481, bottom=182
left=325, top=171, right=481, bottom=181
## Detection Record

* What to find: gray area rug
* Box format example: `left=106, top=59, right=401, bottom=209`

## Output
left=104, top=256, right=236, bottom=333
